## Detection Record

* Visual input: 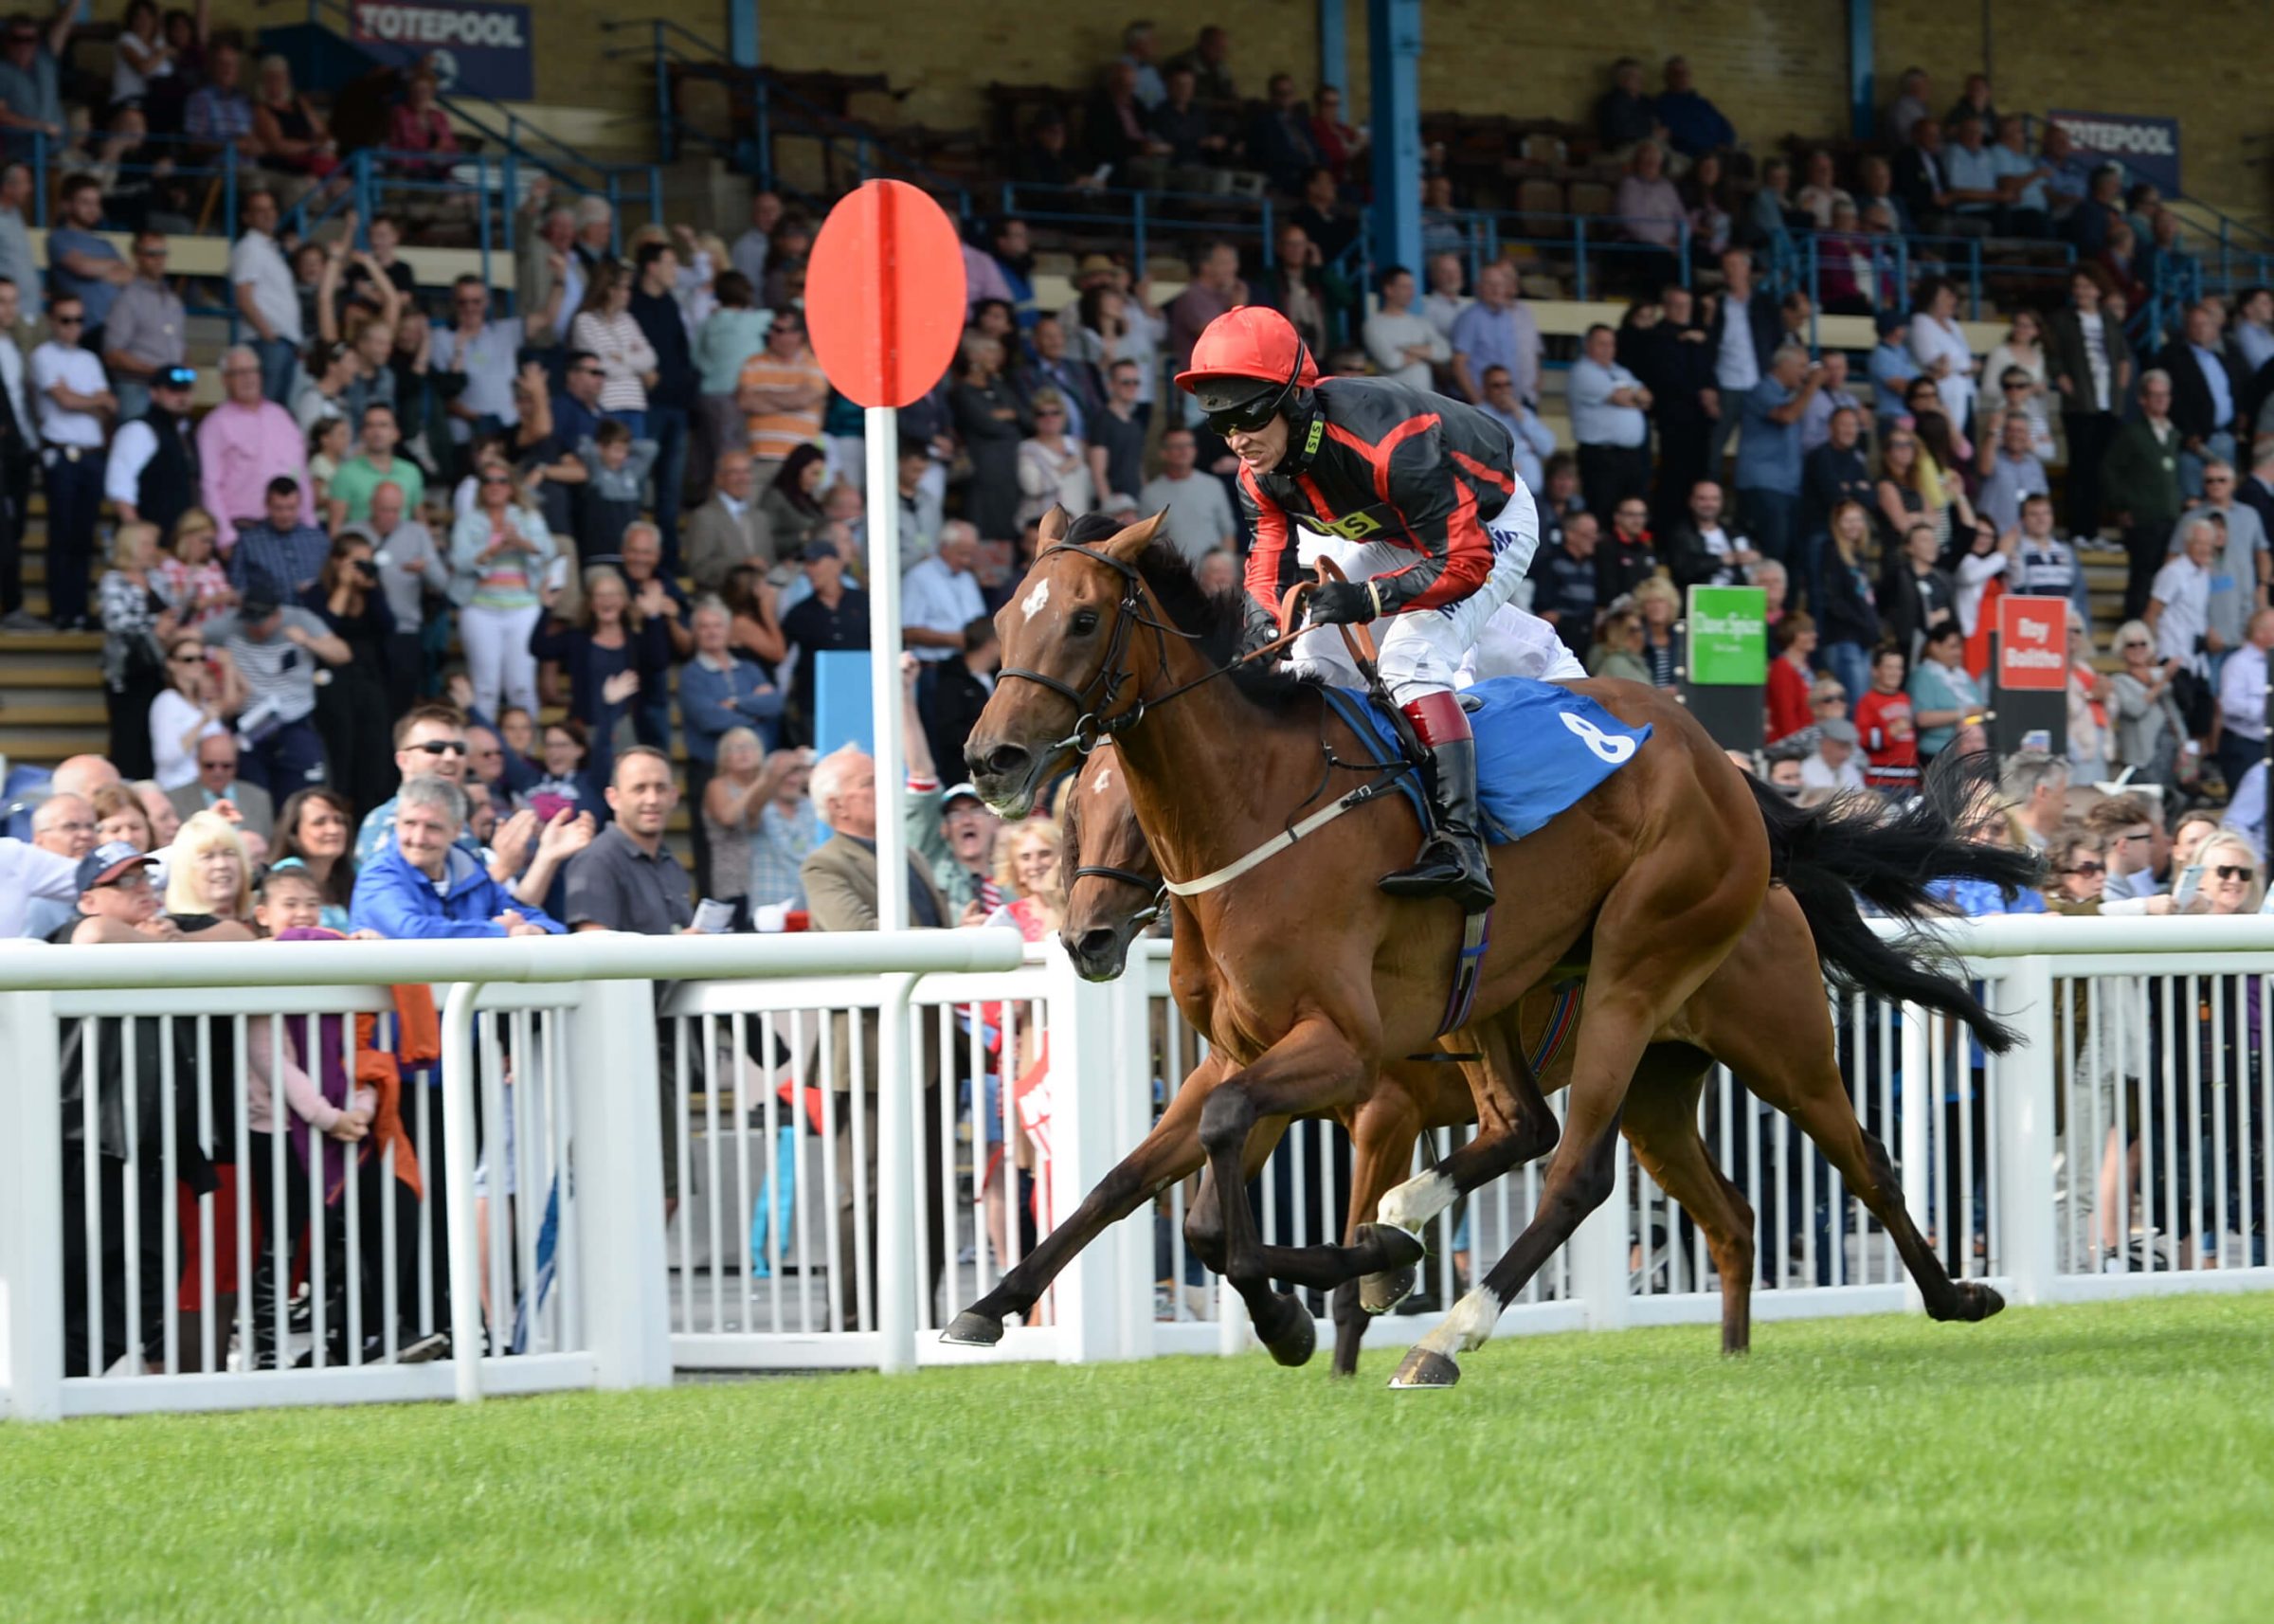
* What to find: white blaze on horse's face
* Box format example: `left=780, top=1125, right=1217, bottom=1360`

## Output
left=1019, top=578, right=1051, bottom=623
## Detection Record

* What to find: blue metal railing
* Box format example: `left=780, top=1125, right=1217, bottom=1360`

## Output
left=1470, top=211, right=1696, bottom=303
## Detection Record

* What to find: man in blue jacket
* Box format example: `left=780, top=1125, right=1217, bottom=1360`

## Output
left=350, top=776, right=565, bottom=939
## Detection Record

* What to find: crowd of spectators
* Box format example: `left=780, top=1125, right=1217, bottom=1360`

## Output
left=34, top=9, right=2274, bottom=1370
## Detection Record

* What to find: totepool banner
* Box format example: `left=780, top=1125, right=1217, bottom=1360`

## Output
left=350, top=2, right=534, bottom=102
left=2048, top=110, right=2180, bottom=196
left=1686, top=586, right=1767, bottom=686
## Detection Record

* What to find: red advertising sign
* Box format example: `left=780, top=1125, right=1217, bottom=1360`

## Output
left=1995, top=595, right=2069, bottom=692
left=805, top=180, right=967, bottom=409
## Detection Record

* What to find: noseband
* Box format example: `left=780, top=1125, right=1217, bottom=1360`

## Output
left=1069, top=861, right=1167, bottom=929
left=995, top=542, right=1206, bottom=756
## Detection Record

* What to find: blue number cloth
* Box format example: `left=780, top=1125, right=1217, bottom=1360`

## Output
left=1321, top=677, right=1652, bottom=843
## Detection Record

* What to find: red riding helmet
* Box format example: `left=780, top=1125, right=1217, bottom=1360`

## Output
left=1174, top=306, right=1321, bottom=433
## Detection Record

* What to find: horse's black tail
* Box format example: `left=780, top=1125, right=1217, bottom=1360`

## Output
left=1748, top=753, right=2041, bottom=1054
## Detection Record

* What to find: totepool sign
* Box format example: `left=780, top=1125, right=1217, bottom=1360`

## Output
left=1686, top=586, right=1767, bottom=686
left=351, top=2, right=534, bottom=102
left=2048, top=110, right=2180, bottom=196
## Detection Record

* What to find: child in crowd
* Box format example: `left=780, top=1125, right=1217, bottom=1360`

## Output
left=254, top=863, right=328, bottom=936
left=158, top=508, right=234, bottom=631
left=574, top=420, right=659, bottom=561
left=1855, top=646, right=1921, bottom=795
left=308, top=415, right=352, bottom=511
left=525, top=718, right=606, bottom=825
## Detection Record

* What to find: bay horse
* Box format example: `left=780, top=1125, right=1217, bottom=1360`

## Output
left=963, top=509, right=2028, bottom=1386
left=949, top=735, right=2035, bottom=1377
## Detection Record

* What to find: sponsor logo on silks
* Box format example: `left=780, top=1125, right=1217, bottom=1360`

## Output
left=1310, top=510, right=1383, bottom=542
left=1305, top=418, right=1324, bottom=458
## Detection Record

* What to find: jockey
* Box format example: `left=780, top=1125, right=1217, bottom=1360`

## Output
left=1175, top=304, right=1543, bottom=911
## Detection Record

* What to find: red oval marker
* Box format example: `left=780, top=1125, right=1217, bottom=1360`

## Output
left=804, top=180, right=968, bottom=410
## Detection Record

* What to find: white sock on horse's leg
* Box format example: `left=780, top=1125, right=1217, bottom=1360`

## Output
left=1414, top=1285, right=1506, bottom=1360
left=1377, top=1167, right=1456, bottom=1235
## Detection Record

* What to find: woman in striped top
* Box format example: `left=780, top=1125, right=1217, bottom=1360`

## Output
left=449, top=462, right=556, bottom=723
left=568, top=259, right=657, bottom=439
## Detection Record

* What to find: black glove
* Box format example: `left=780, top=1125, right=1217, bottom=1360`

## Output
left=1305, top=580, right=1379, bottom=626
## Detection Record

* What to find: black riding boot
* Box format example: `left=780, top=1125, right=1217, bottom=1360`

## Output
left=1380, top=736, right=1496, bottom=912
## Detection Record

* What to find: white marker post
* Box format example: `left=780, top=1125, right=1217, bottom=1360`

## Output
left=806, top=181, right=965, bottom=1375
left=865, top=403, right=915, bottom=1376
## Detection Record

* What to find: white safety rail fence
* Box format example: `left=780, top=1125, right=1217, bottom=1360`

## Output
left=659, top=959, right=1077, bottom=1368
left=0, top=930, right=1021, bottom=1420
left=9, top=916, right=2274, bottom=1419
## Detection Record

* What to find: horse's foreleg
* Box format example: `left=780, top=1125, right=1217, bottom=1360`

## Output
left=1191, top=1020, right=1369, bottom=1368
left=942, top=1055, right=1224, bottom=1345
left=1371, top=1001, right=1565, bottom=1252
left=1389, top=1004, right=1649, bottom=1390
left=1327, top=1093, right=1423, bottom=1378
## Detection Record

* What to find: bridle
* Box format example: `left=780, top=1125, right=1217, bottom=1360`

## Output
left=994, top=541, right=1212, bottom=758
left=1067, top=860, right=1167, bottom=930
left=996, top=539, right=1331, bottom=760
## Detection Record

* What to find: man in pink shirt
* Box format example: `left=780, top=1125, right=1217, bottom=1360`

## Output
left=195, top=343, right=311, bottom=551
left=961, top=241, right=1013, bottom=313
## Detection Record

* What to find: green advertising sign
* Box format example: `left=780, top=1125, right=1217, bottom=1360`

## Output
left=1686, top=586, right=1768, bottom=686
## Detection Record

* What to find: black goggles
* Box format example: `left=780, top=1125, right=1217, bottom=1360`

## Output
left=1194, top=367, right=1300, bottom=438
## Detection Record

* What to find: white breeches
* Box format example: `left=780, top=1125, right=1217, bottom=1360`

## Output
left=1290, top=483, right=1560, bottom=702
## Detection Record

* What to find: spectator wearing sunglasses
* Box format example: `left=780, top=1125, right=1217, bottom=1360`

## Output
left=2086, top=792, right=2166, bottom=903
left=2048, top=830, right=2106, bottom=911
left=433, top=273, right=524, bottom=449
left=31, top=294, right=113, bottom=631
left=354, top=702, right=480, bottom=866
left=734, top=310, right=826, bottom=486
left=2165, top=460, right=2268, bottom=655
left=2138, top=832, right=2265, bottom=917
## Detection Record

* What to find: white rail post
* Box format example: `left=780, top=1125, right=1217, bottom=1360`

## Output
left=0, top=990, right=63, bottom=1420
left=1900, top=1001, right=1932, bottom=1314
left=875, top=972, right=917, bottom=1375
left=1571, top=1131, right=1631, bottom=1331
left=442, top=982, right=488, bottom=1403
left=567, top=977, right=674, bottom=1388
left=1997, top=956, right=2059, bottom=1305
left=1106, top=955, right=1157, bottom=1359
left=1044, top=939, right=1150, bottom=1362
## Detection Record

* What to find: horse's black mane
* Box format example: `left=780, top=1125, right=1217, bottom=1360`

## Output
left=1060, top=513, right=1314, bottom=711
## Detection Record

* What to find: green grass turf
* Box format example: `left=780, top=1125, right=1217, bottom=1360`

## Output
left=5, top=1294, right=2274, bottom=1623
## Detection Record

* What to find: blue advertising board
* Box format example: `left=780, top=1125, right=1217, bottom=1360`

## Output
left=349, top=1, right=534, bottom=103
left=2048, top=109, right=2181, bottom=195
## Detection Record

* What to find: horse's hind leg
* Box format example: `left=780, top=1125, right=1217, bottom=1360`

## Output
left=1693, top=929, right=2004, bottom=1326
left=1620, top=1052, right=1757, bottom=1355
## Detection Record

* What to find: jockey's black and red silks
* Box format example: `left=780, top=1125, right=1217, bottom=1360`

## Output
left=1237, top=374, right=1520, bottom=618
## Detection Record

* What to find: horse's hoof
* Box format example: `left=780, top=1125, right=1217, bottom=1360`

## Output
left=1388, top=1347, right=1462, bottom=1390
left=940, top=1308, right=1005, bottom=1346
left=1356, top=1220, right=1426, bottom=1271
left=1358, top=1265, right=1417, bottom=1317
left=1954, top=1282, right=2005, bottom=1323
left=1257, top=1296, right=1316, bottom=1367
